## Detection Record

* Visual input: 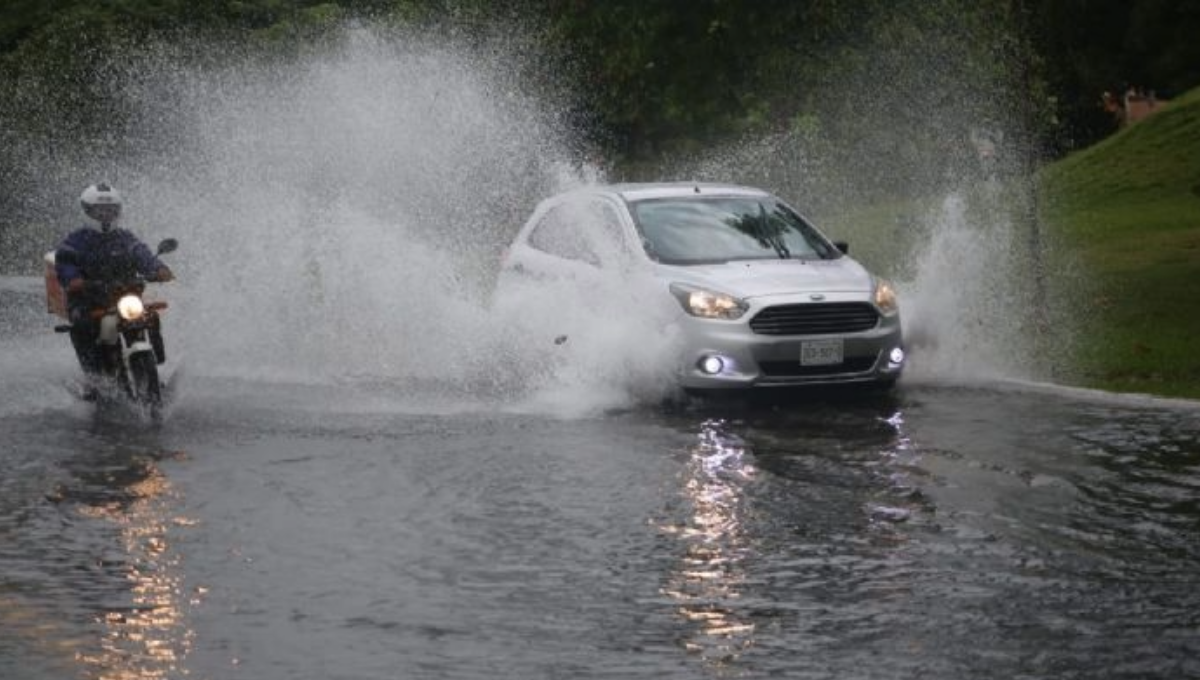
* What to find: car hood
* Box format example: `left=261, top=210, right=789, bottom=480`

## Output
left=658, top=258, right=874, bottom=299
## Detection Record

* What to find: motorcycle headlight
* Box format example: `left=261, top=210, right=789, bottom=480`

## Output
left=117, top=294, right=145, bottom=321
left=874, top=279, right=899, bottom=314
left=669, top=283, right=747, bottom=320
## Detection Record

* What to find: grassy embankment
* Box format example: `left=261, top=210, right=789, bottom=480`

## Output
left=1038, top=85, right=1200, bottom=399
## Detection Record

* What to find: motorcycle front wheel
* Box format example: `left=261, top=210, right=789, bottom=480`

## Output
left=128, top=351, right=163, bottom=420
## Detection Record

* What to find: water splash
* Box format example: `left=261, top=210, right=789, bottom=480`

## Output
left=3, top=24, right=683, bottom=415
left=899, top=189, right=1037, bottom=381
left=2, top=18, right=1072, bottom=414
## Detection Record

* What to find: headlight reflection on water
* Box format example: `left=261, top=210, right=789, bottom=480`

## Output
left=71, top=456, right=198, bottom=680
left=659, top=419, right=758, bottom=665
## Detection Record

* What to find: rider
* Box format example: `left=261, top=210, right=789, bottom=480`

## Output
left=54, top=183, right=175, bottom=386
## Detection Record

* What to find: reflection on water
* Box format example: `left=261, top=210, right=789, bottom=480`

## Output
left=36, top=435, right=197, bottom=680
left=655, top=400, right=938, bottom=676
left=867, top=408, right=927, bottom=529
left=72, top=459, right=193, bottom=679
left=660, top=419, right=758, bottom=666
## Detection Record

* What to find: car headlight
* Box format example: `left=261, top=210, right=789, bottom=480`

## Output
left=669, top=283, right=747, bottom=320
left=117, top=294, right=145, bottom=321
left=873, top=279, right=899, bottom=314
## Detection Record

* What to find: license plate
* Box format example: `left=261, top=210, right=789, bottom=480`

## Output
left=801, top=339, right=843, bottom=366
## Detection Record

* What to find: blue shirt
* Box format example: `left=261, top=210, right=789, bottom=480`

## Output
left=55, top=226, right=166, bottom=291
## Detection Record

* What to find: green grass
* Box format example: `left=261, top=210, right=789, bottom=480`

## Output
left=1039, top=86, right=1200, bottom=399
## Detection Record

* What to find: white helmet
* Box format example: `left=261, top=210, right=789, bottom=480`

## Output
left=81, top=183, right=122, bottom=227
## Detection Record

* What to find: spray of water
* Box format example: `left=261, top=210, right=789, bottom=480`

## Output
left=900, top=188, right=1037, bottom=381
left=1, top=24, right=689, bottom=415
left=1, top=15, right=1077, bottom=416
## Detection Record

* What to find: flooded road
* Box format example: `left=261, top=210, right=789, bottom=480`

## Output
left=3, top=280, right=1199, bottom=679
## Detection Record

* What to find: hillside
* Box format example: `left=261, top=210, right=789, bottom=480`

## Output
left=1039, top=86, right=1200, bottom=398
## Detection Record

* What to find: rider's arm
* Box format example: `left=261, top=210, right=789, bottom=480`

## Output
left=54, top=232, right=86, bottom=293
left=129, top=236, right=173, bottom=282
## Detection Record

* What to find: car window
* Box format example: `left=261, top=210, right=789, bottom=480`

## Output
left=630, top=197, right=840, bottom=265
left=527, top=199, right=628, bottom=267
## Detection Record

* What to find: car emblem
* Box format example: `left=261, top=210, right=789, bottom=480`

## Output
left=810, top=293, right=825, bottom=301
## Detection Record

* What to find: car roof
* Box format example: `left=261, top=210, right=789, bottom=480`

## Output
left=558, top=182, right=773, bottom=204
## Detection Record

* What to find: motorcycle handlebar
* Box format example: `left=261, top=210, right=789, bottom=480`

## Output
left=85, top=278, right=151, bottom=296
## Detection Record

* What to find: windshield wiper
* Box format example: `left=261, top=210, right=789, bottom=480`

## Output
left=757, top=203, right=790, bottom=259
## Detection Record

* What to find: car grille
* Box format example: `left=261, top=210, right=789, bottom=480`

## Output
left=749, top=302, right=880, bottom=336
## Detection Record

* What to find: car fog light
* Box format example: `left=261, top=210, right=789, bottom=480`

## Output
left=889, top=347, right=905, bottom=365
left=699, top=355, right=725, bottom=375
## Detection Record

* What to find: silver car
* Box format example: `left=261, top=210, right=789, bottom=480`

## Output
left=496, top=182, right=905, bottom=391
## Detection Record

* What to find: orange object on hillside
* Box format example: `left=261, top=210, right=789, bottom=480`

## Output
left=1102, top=87, right=1168, bottom=127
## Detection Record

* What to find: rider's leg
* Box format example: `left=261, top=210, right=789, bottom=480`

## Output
left=68, top=306, right=103, bottom=398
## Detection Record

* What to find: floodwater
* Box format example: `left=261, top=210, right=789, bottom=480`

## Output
left=2, top=281, right=1199, bottom=680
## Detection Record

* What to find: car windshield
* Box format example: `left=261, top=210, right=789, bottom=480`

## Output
left=629, top=196, right=841, bottom=265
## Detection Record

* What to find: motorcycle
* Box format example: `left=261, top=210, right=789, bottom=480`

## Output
left=49, top=238, right=179, bottom=419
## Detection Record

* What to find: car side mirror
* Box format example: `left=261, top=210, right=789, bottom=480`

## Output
left=833, top=241, right=849, bottom=255
left=157, top=238, right=179, bottom=255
